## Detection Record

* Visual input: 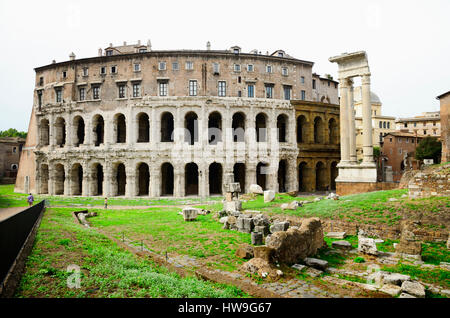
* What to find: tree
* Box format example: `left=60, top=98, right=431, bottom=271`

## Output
left=415, top=136, right=442, bottom=163
left=0, top=128, right=27, bottom=139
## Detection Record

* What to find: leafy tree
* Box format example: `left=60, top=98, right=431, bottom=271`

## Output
left=415, top=136, right=442, bottom=163
left=373, top=146, right=381, bottom=159
left=0, top=128, right=27, bottom=139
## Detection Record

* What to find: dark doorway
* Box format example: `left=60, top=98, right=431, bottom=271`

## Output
left=233, top=163, right=246, bottom=193
left=232, top=112, right=245, bottom=142
left=256, top=113, right=267, bottom=142
left=116, top=114, right=126, bottom=143
left=116, top=163, right=126, bottom=196
left=93, top=115, right=104, bottom=146
left=208, top=112, right=222, bottom=145
left=209, top=162, right=222, bottom=194
left=277, top=115, right=287, bottom=142
left=185, top=163, right=199, bottom=195
left=185, top=112, right=198, bottom=145
left=257, top=162, right=268, bottom=190
left=298, top=162, right=307, bottom=192
left=138, top=163, right=150, bottom=196
left=161, top=163, right=174, bottom=195
left=137, top=113, right=150, bottom=143
left=96, top=164, right=103, bottom=196
left=161, top=112, right=174, bottom=142
left=278, top=160, right=287, bottom=193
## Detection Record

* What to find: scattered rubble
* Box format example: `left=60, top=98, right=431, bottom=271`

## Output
left=395, top=221, right=422, bottom=259
left=304, top=257, right=328, bottom=270
left=332, top=240, right=352, bottom=250
left=264, top=190, right=275, bottom=203
left=358, top=237, right=378, bottom=256
left=326, top=231, right=347, bottom=239
left=249, top=184, right=264, bottom=194
left=325, top=193, right=339, bottom=200
left=182, top=207, right=198, bottom=221
left=269, top=221, right=290, bottom=233
left=236, top=244, right=254, bottom=259
left=401, top=281, right=425, bottom=298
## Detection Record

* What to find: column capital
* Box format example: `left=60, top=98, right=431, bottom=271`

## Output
left=361, top=73, right=371, bottom=84
left=338, top=78, right=350, bottom=88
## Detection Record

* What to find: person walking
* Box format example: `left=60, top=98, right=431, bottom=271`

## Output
left=104, top=197, right=108, bottom=209
left=27, top=193, right=34, bottom=207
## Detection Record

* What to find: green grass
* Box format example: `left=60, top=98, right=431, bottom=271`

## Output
left=422, top=242, right=450, bottom=265
left=89, top=207, right=252, bottom=272
left=15, top=208, right=247, bottom=298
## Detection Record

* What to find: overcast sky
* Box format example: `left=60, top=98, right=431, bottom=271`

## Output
left=0, top=0, right=449, bottom=131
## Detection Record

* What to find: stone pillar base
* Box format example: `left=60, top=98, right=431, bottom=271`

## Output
left=335, top=163, right=377, bottom=183
left=336, top=181, right=398, bottom=196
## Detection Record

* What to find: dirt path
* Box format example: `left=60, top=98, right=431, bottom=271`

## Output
left=0, top=207, right=26, bottom=221
left=51, top=203, right=211, bottom=210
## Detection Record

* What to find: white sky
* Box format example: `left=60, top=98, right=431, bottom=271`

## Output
left=0, top=0, right=449, bottom=131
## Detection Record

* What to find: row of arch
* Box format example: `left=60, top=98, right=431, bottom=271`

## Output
left=38, top=159, right=338, bottom=197
left=38, top=111, right=339, bottom=147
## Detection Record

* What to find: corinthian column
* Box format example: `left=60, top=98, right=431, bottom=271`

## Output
left=338, top=78, right=349, bottom=163
left=346, top=79, right=357, bottom=163
left=361, top=74, right=374, bottom=164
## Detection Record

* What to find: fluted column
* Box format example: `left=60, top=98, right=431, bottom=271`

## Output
left=150, top=165, right=159, bottom=197
left=82, top=166, right=90, bottom=196
left=338, top=78, right=349, bottom=163
left=347, top=79, right=357, bottom=163
left=362, top=74, right=374, bottom=164
left=174, top=165, right=183, bottom=197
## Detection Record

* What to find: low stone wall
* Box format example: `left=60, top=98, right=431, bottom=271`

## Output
left=408, top=163, right=450, bottom=198
left=336, top=181, right=399, bottom=196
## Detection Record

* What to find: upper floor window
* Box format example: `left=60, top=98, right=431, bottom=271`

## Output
left=283, top=85, right=291, bottom=100
left=282, top=67, right=288, bottom=76
left=266, top=65, right=272, bottom=73
left=55, top=88, right=62, bottom=102
left=213, top=63, right=220, bottom=74
left=100, top=66, right=106, bottom=75
left=247, top=64, right=254, bottom=72
left=234, top=64, right=241, bottom=72
left=62, top=71, right=67, bottom=79
left=111, top=66, right=117, bottom=74
left=312, top=79, right=316, bottom=89
left=134, top=63, right=141, bottom=72
left=404, top=123, right=408, bottom=128
left=133, top=83, right=141, bottom=97
left=172, top=62, right=179, bottom=70
left=383, top=122, right=386, bottom=129
left=79, top=87, right=85, bottom=101
left=159, top=81, right=168, bottom=96
left=158, top=62, right=166, bottom=71
left=106, top=50, right=113, bottom=56
left=139, top=48, right=147, bottom=53
left=248, top=84, right=254, bottom=98
left=189, top=80, right=197, bottom=96
left=39, top=77, right=44, bottom=86
left=82, top=67, right=89, bottom=77
left=379, top=121, right=382, bottom=128
left=414, top=122, right=417, bottom=127
left=118, top=84, right=126, bottom=98
left=92, top=86, right=100, bottom=100
left=37, top=90, right=43, bottom=109
left=301, top=90, right=306, bottom=100
left=218, top=81, right=226, bottom=97
left=186, top=61, right=194, bottom=70
left=12, top=147, right=17, bottom=153
left=300, top=76, right=305, bottom=84
left=423, top=130, right=427, bottom=135
left=387, top=122, right=390, bottom=129
left=265, top=84, right=274, bottom=99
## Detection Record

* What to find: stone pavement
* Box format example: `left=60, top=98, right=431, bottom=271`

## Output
left=0, top=207, right=25, bottom=221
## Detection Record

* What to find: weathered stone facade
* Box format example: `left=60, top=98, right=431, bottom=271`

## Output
left=0, top=137, right=25, bottom=184
left=15, top=42, right=340, bottom=197
left=408, top=163, right=450, bottom=198
left=437, top=91, right=450, bottom=163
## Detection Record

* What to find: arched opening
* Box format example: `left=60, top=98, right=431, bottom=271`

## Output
left=400, top=161, right=405, bottom=171
left=40, top=164, right=49, bottom=194
left=315, top=161, right=326, bottom=191
left=92, top=163, right=103, bottom=196
left=184, top=112, right=198, bottom=145
left=298, top=162, right=307, bottom=192
left=161, top=162, right=174, bottom=196
left=208, top=112, right=222, bottom=145
left=314, top=117, right=324, bottom=144
left=137, top=162, right=150, bottom=196
left=256, top=113, right=267, bottom=142
left=278, top=160, right=287, bottom=193
left=209, top=162, right=222, bottom=195
left=40, top=119, right=49, bottom=146
left=73, top=116, right=85, bottom=147
left=93, top=115, right=104, bottom=146
left=161, top=112, right=174, bottom=142
left=233, top=163, right=246, bottom=193
left=71, top=163, right=83, bottom=195
left=296, top=115, right=307, bottom=143
left=115, top=163, right=126, bottom=196
left=232, top=112, right=245, bottom=142
left=54, top=164, right=65, bottom=195
left=137, top=113, right=150, bottom=143
left=55, top=117, right=66, bottom=147
left=328, top=118, right=338, bottom=145
left=115, top=114, right=126, bottom=143
left=185, top=163, right=199, bottom=196
left=277, top=114, right=288, bottom=143
left=256, top=162, right=268, bottom=190
left=330, top=161, right=338, bottom=191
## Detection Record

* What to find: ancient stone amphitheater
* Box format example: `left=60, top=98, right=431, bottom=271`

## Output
left=15, top=41, right=340, bottom=198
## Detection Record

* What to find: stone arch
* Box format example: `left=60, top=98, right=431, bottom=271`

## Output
left=277, top=114, right=288, bottom=143
left=92, top=114, right=104, bottom=146
left=256, top=162, right=269, bottom=190
left=70, top=163, right=83, bottom=195
left=54, top=163, right=65, bottom=195
left=161, top=162, right=174, bottom=196
left=137, top=112, right=150, bottom=143
left=114, top=162, right=126, bottom=196
left=114, top=113, right=126, bottom=143
left=40, top=164, right=49, bottom=194
left=256, top=113, right=267, bottom=142
left=137, top=162, right=150, bottom=196
left=328, top=118, right=338, bottom=145
left=232, top=112, right=246, bottom=142
left=91, top=163, right=104, bottom=196
left=185, top=162, right=199, bottom=196
left=298, top=161, right=308, bottom=192
left=314, top=116, right=324, bottom=144
left=233, top=163, right=246, bottom=193
left=73, top=116, right=85, bottom=147
left=296, top=115, right=307, bottom=143
left=161, top=112, right=174, bottom=142
left=55, top=117, right=66, bottom=147
left=39, top=118, right=50, bottom=146
left=315, top=161, right=327, bottom=191
left=184, top=111, right=198, bottom=145
left=208, top=111, right=222, bottom=145
left=330, top=161, right=338, bottom=191
left=278, top=159, right=287, bottom=192
left=209, top=162, right=223, bottom=195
